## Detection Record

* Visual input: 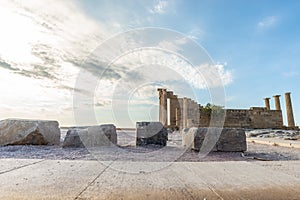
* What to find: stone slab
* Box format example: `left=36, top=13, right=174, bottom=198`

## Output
left=136, top=122, right=168, bottom=146
left=62, top=128, right=85, bottom=148
left=0, top=159, right=299, bottom=199
left=0, top=119, right=60, bottom=146
left=0, top=159, right=107, bottom=200
left=182, top=128, right=247, bottom=152
left=247, top=137, right=300, bottom=149
left=0, top=159, right=43, bottom=174
left=72, top=124, right=117, bottom=148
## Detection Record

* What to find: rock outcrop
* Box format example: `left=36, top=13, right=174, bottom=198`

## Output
left=182, top=127, right=247, bottom=152
left=136, top=122, right=168, bottom=146
left=0, top=119, right=60, bottom=146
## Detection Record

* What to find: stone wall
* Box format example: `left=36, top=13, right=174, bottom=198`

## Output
left=198, top=108, right=283, bottom=129
left=249, top=108, right=283, bottom=129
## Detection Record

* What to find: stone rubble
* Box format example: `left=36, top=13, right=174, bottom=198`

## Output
left=246, top=129, right=300, bottom=140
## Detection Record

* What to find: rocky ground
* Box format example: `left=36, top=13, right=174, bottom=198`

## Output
left=246, top=129, right=300, bottom=140
left=0, top=129, right=299, bottom=162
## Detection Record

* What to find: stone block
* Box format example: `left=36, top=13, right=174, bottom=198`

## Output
left=182, top=127, right=246, bottom=152
left=0, top=119, right=60, bottom=146
left=136, top=122, right=168, bottom=146
left=78, top=124, right=117, bottom=147
left=62, top=128, right=85, bottom=148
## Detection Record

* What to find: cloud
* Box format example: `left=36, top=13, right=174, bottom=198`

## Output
left=257, top=16, right=278, bottom=29
left=149, top=0, right=168, bottom=14
left=0, top=0, right=115, bottom=125
left=113, top=49, right=233, bottom=89
left=0, top=60, right=18, bottom=71
left=0, top=0, right=230, bottom=126
left=186, top=27, right=204, bottom=40
left=157, top=37, right=189, bottom=52
left=0, top=0, right=111, bottom=81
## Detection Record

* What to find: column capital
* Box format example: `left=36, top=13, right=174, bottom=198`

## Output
left=157, top=88, right=167, bottom=92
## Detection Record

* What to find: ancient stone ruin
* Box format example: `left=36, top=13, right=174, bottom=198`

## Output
left=0, top=90, right=296, bottom=152
left=157, top=88, right=297, bottom=130
left=63, top=124, right=117, bottom=148
left=0, top=119, right=60, bottom=146
left=62, top=128, right=85, bottom=148
left=136, top=122, right=168, bottom=146
left=182, top=128, right=247, bottom=152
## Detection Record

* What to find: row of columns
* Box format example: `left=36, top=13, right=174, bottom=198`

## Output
left=264, top=92, right=295, bottom=127
left=160, top=89, right=296, bottom=129
left=158, top=88, right=200, bottom=129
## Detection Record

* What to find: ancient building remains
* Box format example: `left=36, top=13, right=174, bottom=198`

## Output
left=136, top=122, right=168, bottom=146
left=182, top=128, right=247, bottom=152
left=285, top=92, right=295, bottom=128
left=157, top=88, right=297, bottom=130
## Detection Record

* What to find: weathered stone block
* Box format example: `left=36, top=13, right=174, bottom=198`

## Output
left=136, top=122, right=168, bottom=146
left=62, top=128, right=85, bottom=148
left=182, top=127, right=246, bottom=152
left=78, top=124, right=117, bottom=147
left=217, top=128, right=247, bottom=151
left=0, top=119, right=60, bottom=146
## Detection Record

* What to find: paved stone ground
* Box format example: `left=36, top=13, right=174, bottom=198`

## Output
left=247, top=137, right=300, bottom=148
left=0, top=130, right=299, bottom=199
left=0, top=159, right=299, bottom=199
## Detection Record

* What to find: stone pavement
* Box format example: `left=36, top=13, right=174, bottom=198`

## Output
left=0, top=159, right=299, bottom=199
left=247, top=137, right=300, bottom=149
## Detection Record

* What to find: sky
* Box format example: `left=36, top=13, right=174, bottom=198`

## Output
left=0, top=0, right=299, bottom=127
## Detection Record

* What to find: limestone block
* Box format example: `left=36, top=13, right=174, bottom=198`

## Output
left=136, top=122, right=168, bottom=146
left=182, top=127, right=197, bottom=148
left=62, top=128, right=85, bottom=148
left=182, top=127, right=246, bottom=152
left=78, top=124, right=117, bottom=147
left=217, top=129, right=247, bottom=151
left=0, top=119, right=60, bottom=146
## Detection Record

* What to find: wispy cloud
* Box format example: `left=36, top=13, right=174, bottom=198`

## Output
left=0, top=0, right=113, bottom=87
left=0, top=0, right=230, bottom=126
left=257, top=16, right=278, bottom=30
left=0, top=0, right=115, bottom=124
left=149, top=0, right=168, bottom=14
left=186, top=27, right=204, bottom=40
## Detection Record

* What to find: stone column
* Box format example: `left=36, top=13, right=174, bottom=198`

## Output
left=183, top=97, right=188, bottom=129
left=273, top=95, right=281, bottom=111
left=194, top=103, right=200, bottom=127
left=177, top=98, right=183, bottom=129
left=186, top=98, right=193, bottom=128
left=285, top=92, right=295, bottom=127
left=175, top=108, right=179, bottom=127
left=264, top=98, right=271, bottom=110
left=167, top=92, right=178, bottom=128
left=157, top=88, right=168, bottom=126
